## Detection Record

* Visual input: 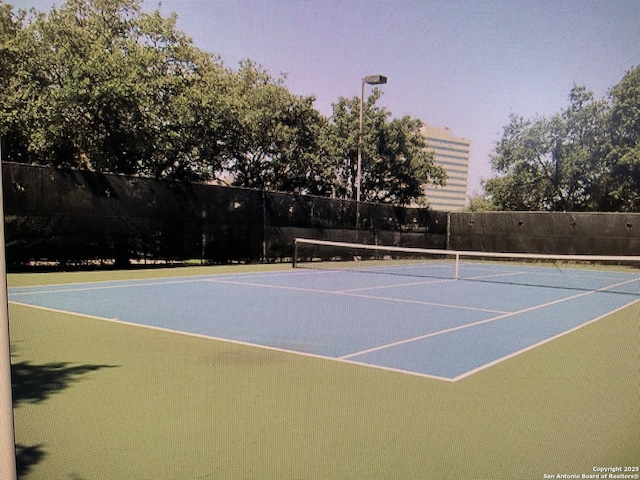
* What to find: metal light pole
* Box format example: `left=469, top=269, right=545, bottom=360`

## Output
left=356, top=74, right=387, bottom=228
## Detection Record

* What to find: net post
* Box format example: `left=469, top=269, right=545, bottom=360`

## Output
left=292, top=238, right=298, bottom=268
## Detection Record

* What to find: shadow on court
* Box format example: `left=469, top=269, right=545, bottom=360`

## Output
left=10, top=356, right=118, bottom=477
left=11, top=361, right=118, bottom=407
left=15, top=444, right=45, bottom=478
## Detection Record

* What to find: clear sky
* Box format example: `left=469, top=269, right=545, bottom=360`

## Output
left=9, top=0, right=640, bottom=197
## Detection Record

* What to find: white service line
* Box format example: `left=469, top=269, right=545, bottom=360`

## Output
left=339, top=286, right=600, bottom=360
left=204, top=277, right=508, bottom=314
left=341, top=276, right=639, bottom=364
left=337, top=277, right=456, bottom=293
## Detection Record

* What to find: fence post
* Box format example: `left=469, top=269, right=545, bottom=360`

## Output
left=261, top=189, right=267, bottom=262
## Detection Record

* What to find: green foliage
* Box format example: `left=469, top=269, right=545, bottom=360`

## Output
left=485, top=67, right=640, bottom=212
left=486, top=87, right=609, bottom=211
left=0, top=0, right=233, bottom=179
left=604, top=66, right=640, bottom=211
left=466, top=195, right=500, bottom=212
left=0, top=0, right=446, bottom=202
left=222, top=60, right=326, bottom=192
left=322, top=91, right=446, bottom=205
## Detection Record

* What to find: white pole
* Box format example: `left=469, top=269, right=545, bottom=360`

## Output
left=0, top=140, right=17, bottom=480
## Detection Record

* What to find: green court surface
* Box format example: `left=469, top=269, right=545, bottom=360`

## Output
left=9, top=266, right=640, bottom=479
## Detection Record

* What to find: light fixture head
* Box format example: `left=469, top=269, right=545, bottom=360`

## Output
left=363, top=75, right=387, bottom=85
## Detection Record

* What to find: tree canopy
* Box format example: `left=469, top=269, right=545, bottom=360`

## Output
left=6, top=0, right=636, bottom=211
left=605, top=65, right=640, bottom=210
left=320, top=90, right=446, bottom=205
left=0, top=0, right=445, bottom=206
left=0, top=0, right=238, bottom=180
left=483, top=66, right=640, bottom=212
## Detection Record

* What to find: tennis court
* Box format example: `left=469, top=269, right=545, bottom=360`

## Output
left=9, top=241, right=639, bottom=382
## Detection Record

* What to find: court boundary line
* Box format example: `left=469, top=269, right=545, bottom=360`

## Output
left=6, top=268, right=327, bottom=296
left=461, top=262, right=640, bottom=282
left=7, top=300, right=455, bottom=383
left=450, top=298, right=640, bottom=381
left=9, top=295, right=638, bottom=383
left=8, top=278, right=205, bottom=296
left=9, top=272, right=508, bottom=318
left=339, top=276, right=640, bottom=362
left=9, top=275, right=638, bottom=383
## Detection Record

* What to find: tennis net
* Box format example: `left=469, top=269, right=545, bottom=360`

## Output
left=292, top=238, right=640, bottom=296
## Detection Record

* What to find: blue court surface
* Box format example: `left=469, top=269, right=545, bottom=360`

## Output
left=8, top=262, right=640, bottom=381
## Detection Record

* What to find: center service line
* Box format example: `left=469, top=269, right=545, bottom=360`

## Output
left=339, top=286, right=599, bottom=360
left=205, top=277, right=507, bottom=314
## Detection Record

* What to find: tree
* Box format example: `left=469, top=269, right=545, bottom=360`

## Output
left=0, top=2, right=28, bottom=159
left=466, top=195, right=500, bottom=212
left=484, top=69, right=640, bottom=212
left=0, top=0, right=234, bottom=180
left=602, top=66, right=640, bottom=211
left=222, top=61, right=326, bottom=192
left=485, top=85, right=611, bottom=211
left=1, top=0, right=449, bottom=204
left=321, top=90, right=446, bottom=205
left=0, top=1, right=326, bottom=185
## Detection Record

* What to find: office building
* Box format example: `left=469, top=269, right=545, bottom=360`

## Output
left=421, top=125, right=470, bottom=211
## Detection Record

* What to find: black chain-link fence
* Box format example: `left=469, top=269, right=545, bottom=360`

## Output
left=2, top=163, right=447, bottom=268
left=3, top=163, right=637, bottom=269
left=449, top=211, right=640, bottom=255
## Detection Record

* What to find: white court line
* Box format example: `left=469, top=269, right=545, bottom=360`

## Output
left=206, top=277, right=347, bottom=295
left=8, top=278, right=203, bottom=296
left=463, top=262, right=640, bottom=282
left=7, top=300, right=456, bottom=383
left=336, top=277, right=455, bottom=293
left=464, top=270, right=527, bottom=281
left=341, top=291, right=507, bottom=314
left=204, top=277, right=508, bottom=314
left=599, top=276, right=640, bottom=292
left=299, top=262, right=564, bottom=293
left=9, top=300, right=128, bottom=324
left=9, top=267, right=505, bottom=316
left=9, top=280, right=638, bottom=383
left=7, top=268, right=326, bottom=297
left=340, top=276, right=640, bottom=362
left=450, top=298, right=640, bottom=381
